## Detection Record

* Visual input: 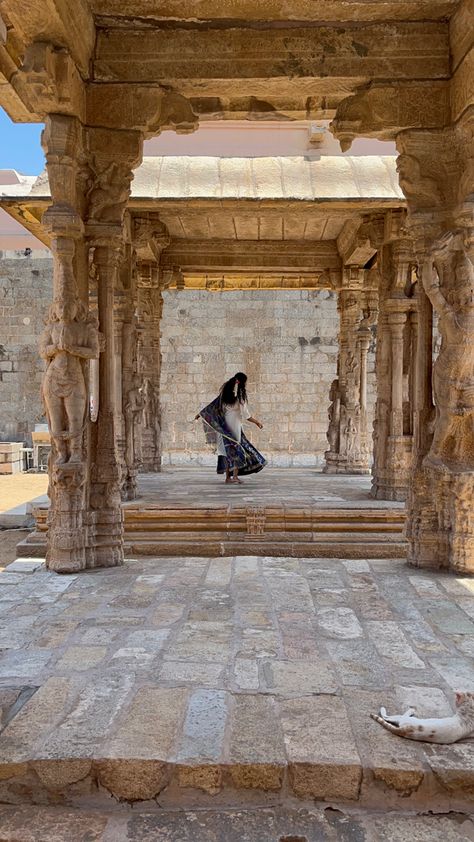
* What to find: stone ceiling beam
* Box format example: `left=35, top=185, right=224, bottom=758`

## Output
left=93, top=23, right=450, bottom=109
left=160, top=238, right=341, bottom=275
left=162, top=271, right=338, bottom=292
left=92, top=0, right=459, bottom=23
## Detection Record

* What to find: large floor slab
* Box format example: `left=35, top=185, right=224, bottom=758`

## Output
left=0, top=552, right=473, bottom=809
left=131, top=468, right=404, bottom=510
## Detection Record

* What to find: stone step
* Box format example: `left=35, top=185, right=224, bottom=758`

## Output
left=19, top=504, right=407, bottom=559
left=125, top=539, right=408, bottom=558
left=0, top=684, right=471, bottom=812
left=1, top=803, right=473, bottom=842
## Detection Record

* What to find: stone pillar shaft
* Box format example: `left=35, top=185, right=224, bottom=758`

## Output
left=136, top=262, right=164, bottom=473
left=371, top=228, right=415, bottom=503
left=396, top=122, right=474, bottom=573
left=324, top=278, right=373, bottom=474
left=39, top=115, right=97, bottom=574
left=388, top=313, right=406, bottom=437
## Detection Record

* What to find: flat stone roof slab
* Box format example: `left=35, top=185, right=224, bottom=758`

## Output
left=19, top=156, right=402, bottom=202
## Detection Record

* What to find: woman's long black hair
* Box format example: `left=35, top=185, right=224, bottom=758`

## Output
left=219, top=372, right=248, bottom=406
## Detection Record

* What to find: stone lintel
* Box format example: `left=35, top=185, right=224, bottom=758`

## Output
left=160, top=239, right=341, bottom=275
left=94, top=23, right=449, bottom=92
left=93, top=0, right=460, bottom=22
left=165, top=271, right=339, bottom=291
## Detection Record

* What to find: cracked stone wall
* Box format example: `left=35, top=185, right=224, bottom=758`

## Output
left=161, top=289, right=376, bottom=467
left=0, top=254, right=51, bottom=444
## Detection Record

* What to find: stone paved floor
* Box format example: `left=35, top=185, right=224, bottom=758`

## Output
left=0, top=803, right=473, bottom=841
left=130, top=469, right=405, bottom=510
left=0, top=553, right=473, bottom=809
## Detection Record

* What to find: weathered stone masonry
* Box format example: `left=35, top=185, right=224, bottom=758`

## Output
left=0, top=260, right=376, bottom=466
left=161, top=288, right=376, bottom=467
left=0, top=255, right=52, bottom=444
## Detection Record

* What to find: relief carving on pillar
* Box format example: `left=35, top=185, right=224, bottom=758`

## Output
left=141, top=378, right=161, bottom=446
left=86, top=162, right=134, bottom=223
left=123, top=375, right=145, bottom=498
left=324, top=283, right=371, bottom=474
left=40, top=297, right=100, bottom=465
left=342, top=408, right=359, bottom=459
left=421, top=232, right=474, bottom=470
left=326, top=378, right=341, bottom=455
left=396, top=154, right=442, bottom=209
left=40, top=115, right=98, bottom=573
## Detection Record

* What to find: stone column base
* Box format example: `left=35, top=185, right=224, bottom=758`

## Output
left=371, top=435, right=413, bottom=502
left=407, top=463, right=474, bottom=574
left=46, top=462, right=87, bottom=574
left=323, top=453, right=370, bottom=475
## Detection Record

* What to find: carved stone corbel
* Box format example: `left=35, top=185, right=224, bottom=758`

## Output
left=15, top=41, right=85, bottom=119
left=86, top=84, right=199, bottom=135
left=330, top=81, right=449, bottom=152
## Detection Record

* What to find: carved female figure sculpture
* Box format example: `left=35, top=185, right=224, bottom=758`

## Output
left=344, top=413, right=358, bottom=458
left=124, top=374, right=145, bottom=471
left=326, top=378, right=341, bottom=452
left=141, top=377, right=156, bottom=430
left=40, top=297, right=100, bottom=464
left=422, top=232, right=474, bottom=467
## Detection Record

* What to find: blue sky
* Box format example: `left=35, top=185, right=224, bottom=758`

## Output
left=0, top=108, right=44, bottom=175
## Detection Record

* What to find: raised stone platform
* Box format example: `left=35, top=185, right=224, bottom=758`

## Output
left=0, top=553, right=473, bottom=810
left=18, top=469, right=407, bottom=559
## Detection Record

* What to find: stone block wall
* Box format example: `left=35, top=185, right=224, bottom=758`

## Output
left=0, top=254, right=51, bottom=444
left=0, top=255, right=376, bottom=465
left=160, top=289, right=376, bottom=467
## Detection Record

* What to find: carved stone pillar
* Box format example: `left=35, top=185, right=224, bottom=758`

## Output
left=113, top=236, right=141, bottom=502
left=136, top=261, right=165, bottom=472
left=84, top=127, right=143, bottom=568
left=397, top=120, right=474, bottom=573
left=324, top=272, right=371, bottom=474
left=371, top=218, right=416, bottom=502
left=40, top=115, right=100, bottom=573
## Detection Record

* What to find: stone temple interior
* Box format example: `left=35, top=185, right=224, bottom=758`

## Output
left=0, top=1, right=473, bottom=838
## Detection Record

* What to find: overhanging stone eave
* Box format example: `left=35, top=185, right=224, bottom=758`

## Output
left=127, top=197, right=406, bottom=212
left=0, top=198, right=51, bottom=248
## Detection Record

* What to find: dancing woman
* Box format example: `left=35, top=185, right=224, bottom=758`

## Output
left=195, top=372, right=266, bottom=483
